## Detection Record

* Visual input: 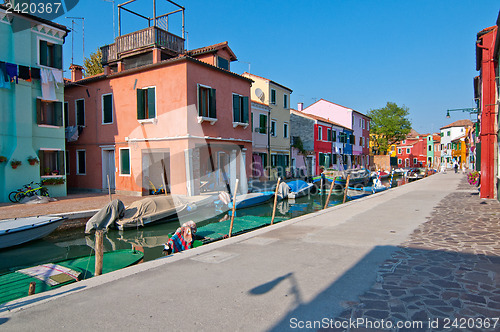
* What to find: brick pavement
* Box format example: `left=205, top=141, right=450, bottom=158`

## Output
left=331, top=175, right=500, bottom=331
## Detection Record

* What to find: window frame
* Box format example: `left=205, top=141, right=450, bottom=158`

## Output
left=406, top=148, right=410, bottom=154
left=197, top=84, right=217, bottom=122
left=119, top=148, right=131, bottom=176
left=101, top=93, right=114, bottom=125
left=76, top=149, right=86, bottom=175
left=318, top=126, right=323, bottom=141
left=39, top=148, right=65, bottom=177
left=37, top=37, right=63, bottom=69
left=271, top=119, right=277, bottom=137
left=258, top=113, right=267, bottom=134
left=283, top=94, right=288, bottom=109
left=232, top=93, right=249, bottom=126
left=270, top=89, right=276, bottom=105
left=36, top=98, right=63, bottom=127
left=283, top=122, right=289, bottom=138
left=137, top=86, right=157, bottom=122
left=75, top=98, right=85, bottom=127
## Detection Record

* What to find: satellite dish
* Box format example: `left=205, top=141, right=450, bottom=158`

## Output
left=255, top=88, right=265, bottom=102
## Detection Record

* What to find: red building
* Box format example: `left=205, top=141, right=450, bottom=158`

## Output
left=475, top=23, right=498, bottom=199
left=396, top=134, right=427, bottom=168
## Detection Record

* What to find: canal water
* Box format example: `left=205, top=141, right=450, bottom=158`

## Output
left=0, top=177, right=409, bottom=274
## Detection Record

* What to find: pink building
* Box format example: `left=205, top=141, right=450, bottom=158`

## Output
left=65, top=36, right=252, bottom=196
left=301, top=99, right=371, bottom=168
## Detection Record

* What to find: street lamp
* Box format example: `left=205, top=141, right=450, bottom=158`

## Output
left=445, top=108, right=478, bottom=118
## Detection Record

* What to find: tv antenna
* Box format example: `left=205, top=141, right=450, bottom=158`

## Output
left=66, top=17, right=85, bottom=64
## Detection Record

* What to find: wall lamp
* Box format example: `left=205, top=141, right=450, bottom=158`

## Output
left=446, top=108, right=478, bottom=118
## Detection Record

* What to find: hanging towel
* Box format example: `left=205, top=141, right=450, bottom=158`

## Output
left=0, top=62, right=8, bottom=82
left=51, top=69, right=63, bottom=87
left=6, top=63, right=18, bottom=84
left=18, top=65, right=31, bottom=81
left=40, top=68, right=56, bottom=100
left=0, top=68, right=10, bottom=89
left=31, top=67, right=41, bottom=80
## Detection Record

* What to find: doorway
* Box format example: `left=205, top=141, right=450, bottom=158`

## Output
left=102, top=149, right=115, bottom=191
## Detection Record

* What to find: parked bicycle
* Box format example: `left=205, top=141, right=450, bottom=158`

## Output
left=8, top=181, right=49, bottom=203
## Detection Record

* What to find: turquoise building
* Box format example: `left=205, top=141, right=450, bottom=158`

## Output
left=426, top=134, right=434, bottom=167
left=0, top=6, right=69, bottom=202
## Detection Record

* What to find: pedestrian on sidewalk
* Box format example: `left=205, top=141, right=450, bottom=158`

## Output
left=453, top=160, right=459, bottom=173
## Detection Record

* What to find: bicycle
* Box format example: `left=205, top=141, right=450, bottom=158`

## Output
left=8, top=181, right=49, bottom=203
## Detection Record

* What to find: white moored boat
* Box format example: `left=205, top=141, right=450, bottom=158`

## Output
left=0, top=216, right=65, bottom=249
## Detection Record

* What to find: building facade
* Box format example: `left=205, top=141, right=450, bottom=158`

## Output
left=0, top=5, right=69, bottom=202
left=250, top=100, right=271, bottom=179
left=439, top=120, right=474, bottom=168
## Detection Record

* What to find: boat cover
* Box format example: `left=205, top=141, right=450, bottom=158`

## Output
left=286, top=180, right=310, bottom=193
left=85, top=199, right=125, bottom=233
left=116, top=196, right=185, bottom=228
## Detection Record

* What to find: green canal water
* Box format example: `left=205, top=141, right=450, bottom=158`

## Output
left=0, top=177, right=409, bottom=274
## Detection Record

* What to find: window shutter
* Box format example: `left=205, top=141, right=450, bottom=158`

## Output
left=209, top=88, right=216, bottom=118
left=233, top=94, right=240, bottom=122
left=36, top=99, right=41, bottom=124
left=54, top=44, right=63, bottom=69
left=242, top=96, right=249, bottom=123
left=76, top=100, right=85, bottom=126
left=121, top=149, right=130, bottom=175
left=327, top=129, right=331, bottom=141
left=57, top=151, right=65, bottom=175
left=64, top=102, right=69, bottom=127
left=39, top=40, right=48, bottom=66
left=147, top=88, right=155, bottom=118
left=197, top=85, right=202, bottom=116
left=103, top=95, right=113, bottom=123
left=259, top=114, right=266, bottom=133
left=137, top=89, right=145, bottom=120
left=38, top=151, right=44, bottom=176
left=54, top=102, right=63, bottom=126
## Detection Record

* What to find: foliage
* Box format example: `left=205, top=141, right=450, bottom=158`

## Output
left=42, top=177, right=65, bottom=185
left=83, top=48, right=104, bottom=77
left=0, top=156, right=6, bottom=162
left=27, top=156, right=39, bottom=165
left=292, top=136, right=306, bottom=155
left=467, top=171, right=480, bottom=186
left=10, top=159, right=21, bottom=167
left=368, top=102, right=412, bottom=155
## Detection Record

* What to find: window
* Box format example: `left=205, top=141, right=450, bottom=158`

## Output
left=359, top=119, right=362, bottom=127
left=327, top=128, right=332, bottom=141
left=65, top=150, right=70, bottom=175
left=102, top=93, right=113, bottom=124
left=362, top=119, right=365, bottom=129
left=217, top=56, right=229, bottom=70
left=76, top=150, right=86, bottom=175
left=270, top=89, right=276, bottom=104
left=350, top=134, right=355, bottom=144
left=39, top=149, right=65, bottom=176
left=283, top=123, right=288, bottom=138
left=137, top=87, right=156, bottom=120
left=338, top=132, right=347, bottom=143
left=318, top=126, right=322, bottom=141
left=75, top=99, right=85, bottom=126
left=428, top=145, right=432, bottom=151
left=331, top=130, right=336, bottom=142
left=120, top=148, right=131, bottom=175
left=441, top=144, right=444, bottom=150
left=406, top=148, right=410, bottom=154
left=232, top=94, right=249, bottom=124
left=198, top=85, right=216, bottom=119
left=413, top=158, right=417, bottom=164
left=447, top=143, right=451, bottom=149
left=397, top=148, right=402, bottom=154
left=271, top=120, right=277, bottom=136
left=367, top=121, right=369, bottom=131
left=283, top=94, right=288, bottom=109
left=402, top=140, right=406, bottom=144
left=441, top=132, right=444, bottom=137
left=39, top=40, right=62, bottom=69
left=362, top=137, right=365, bottom=147
left=447, top=131, right=450, bottom=136
left=64, top=102, right=69, bottom=127
left=398, top=158, right=402, bottom=164
left=258, top=114, right=267, bottom=134
left=36, top=99, right=63, bottom=126
left=359, top=137, right=363, bottom=146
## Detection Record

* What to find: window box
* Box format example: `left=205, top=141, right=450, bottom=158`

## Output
left=232, top=122, right=249, bottom=129
left=198, top=116, right=217, bottom=125
left=41, top=176, right=65, bottom=185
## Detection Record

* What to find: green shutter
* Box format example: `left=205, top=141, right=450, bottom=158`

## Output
left=242, top=96, right=249, bottom=123
left=57, top=151, right=65, bottom=175
left=121, top=149, right=130, bottom=175
left=233, top=94, right=240, bottom=122
left=54, top=44, right=63, bottom=69
left=332, top=131, right=336, bottom=142
left=137, top=89, right=145, bottom=120
left=197, top=86, right=203, bottom=116
left=76, top=100, right=85, bottom=125
left=54, top=102, right=63, bottom=126
left=39, top=40, right=48, bottom=66
left=38, top=151, right=44, bottom=176
left=147, top=88, right=155, bottom=118
left=259, top=114, right=267, bottom=133
left=327, top=129, right=332, bottom=141
left=103, top=94, right=113, bottom=123
left=209, top=88, right=216, bottom=119
left=36, top=99, right=41, bottom=124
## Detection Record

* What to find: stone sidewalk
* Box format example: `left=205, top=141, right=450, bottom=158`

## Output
left=332, top=177, right=500, bottom=331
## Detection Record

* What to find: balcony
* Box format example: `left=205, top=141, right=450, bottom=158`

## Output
left=101, top=26, right=185, bottom=64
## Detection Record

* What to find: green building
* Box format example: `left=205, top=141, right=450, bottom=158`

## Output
left=0, top=5, right=69, bottom=202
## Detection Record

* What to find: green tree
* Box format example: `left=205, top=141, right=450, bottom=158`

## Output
left=83, top=49, right=103, bottom=77
left=368, top=102, right=412, bottom=155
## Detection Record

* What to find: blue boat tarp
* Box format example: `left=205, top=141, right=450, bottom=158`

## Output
left=287, top=180, right=310, bottom=192
left=228, top=192, right=275, bottom=209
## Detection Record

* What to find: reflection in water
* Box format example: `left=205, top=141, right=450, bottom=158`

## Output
left=0, top=177, right=406, bottom=273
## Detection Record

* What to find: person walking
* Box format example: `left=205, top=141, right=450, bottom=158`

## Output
left=453, top=160, right=459, bottom=173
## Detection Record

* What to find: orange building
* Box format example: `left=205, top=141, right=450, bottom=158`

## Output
left=65, top=35, right=252, bottom=196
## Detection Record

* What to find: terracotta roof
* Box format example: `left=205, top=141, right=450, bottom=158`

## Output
left=186, top=41, right=237, bottom=61
left=242, top=72, right=293, bottom=93
left=432, top=134, right=441, bottom=141
left=251, top=100, right=270, bottom=107
left=440, top=119, right=474, bottom=130
left=291, top=110, right=348, bottom=129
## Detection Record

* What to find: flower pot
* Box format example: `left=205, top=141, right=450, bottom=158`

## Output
left=12, top=165, right=18, bottom=169
left=29, top=161, right=36, bottom=165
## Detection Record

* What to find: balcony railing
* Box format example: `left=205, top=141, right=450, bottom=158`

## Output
left=101, top=26, right=185, bottom=64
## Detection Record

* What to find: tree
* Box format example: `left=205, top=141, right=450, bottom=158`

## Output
left=83, top=49, right=103, bottom=77
left=368, top=102, right=412, bottom=155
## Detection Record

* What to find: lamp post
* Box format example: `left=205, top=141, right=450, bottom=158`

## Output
left=445, top=108, right=478, bottom=118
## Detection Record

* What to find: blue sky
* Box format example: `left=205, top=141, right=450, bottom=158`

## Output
left=55, top=0, right=500, bottom=134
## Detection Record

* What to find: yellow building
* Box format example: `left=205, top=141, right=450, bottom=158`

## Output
left=242, top=73, right=292, bottom=179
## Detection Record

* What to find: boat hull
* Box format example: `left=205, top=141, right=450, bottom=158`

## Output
left=0, top=216, right=65, bottom=250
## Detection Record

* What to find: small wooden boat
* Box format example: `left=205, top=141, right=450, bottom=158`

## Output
left=227, top=192, right=275, bottom=210
left=334, top=169, right=371, bottom=186
left=348, top=185, right=389, bottom=194
left=286, top=180, right=314, bottom=199
left=0, top=249, right=144, bottom=305
left=0, top=216, right=66, bottom=250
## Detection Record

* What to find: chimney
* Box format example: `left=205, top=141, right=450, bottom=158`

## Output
left=298, top=102, right=304, bottom=111
left=70, top=64, right=84, bottom=82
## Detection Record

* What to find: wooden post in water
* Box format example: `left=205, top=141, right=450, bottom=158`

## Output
left=161, top=173, right=168, bottom=197
left=95, top=230, right=104, bottom=276
left=324, top=178, right=334, bottom=209
left=228, top=179, right=239, bottom=238
left=342, top=174, right=351, bottom=204
left=107, top=175, right=112, bottom=202
left=28, top=282, right=36, bottom=295
left=270, top=177, right=281, bottom=225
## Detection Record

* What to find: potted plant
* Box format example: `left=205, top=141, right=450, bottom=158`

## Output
left=51, top=169, right=59, bottom=175
left=44, top=167, right=51, bottom=175
left=42, top=177, right=65, bottom=185
left=0, top=156, right=6, bottom=163
left=10, top=159, right=22, bottom=169
left=27, top=156, right=39, bottom=165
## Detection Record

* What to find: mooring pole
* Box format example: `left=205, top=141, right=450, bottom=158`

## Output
left=324, top=177, right=334, bottom=209
left=107, top=175, right=112, bottom=202
left=270, top=177, right=281, bottom=225
left=228, top=179, right=239, bottom=238
left=28, top=282, right=36, bottom=296
left=95, top=230, right=104, bottom=276
left=342, top=174, right=351, bottom=204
